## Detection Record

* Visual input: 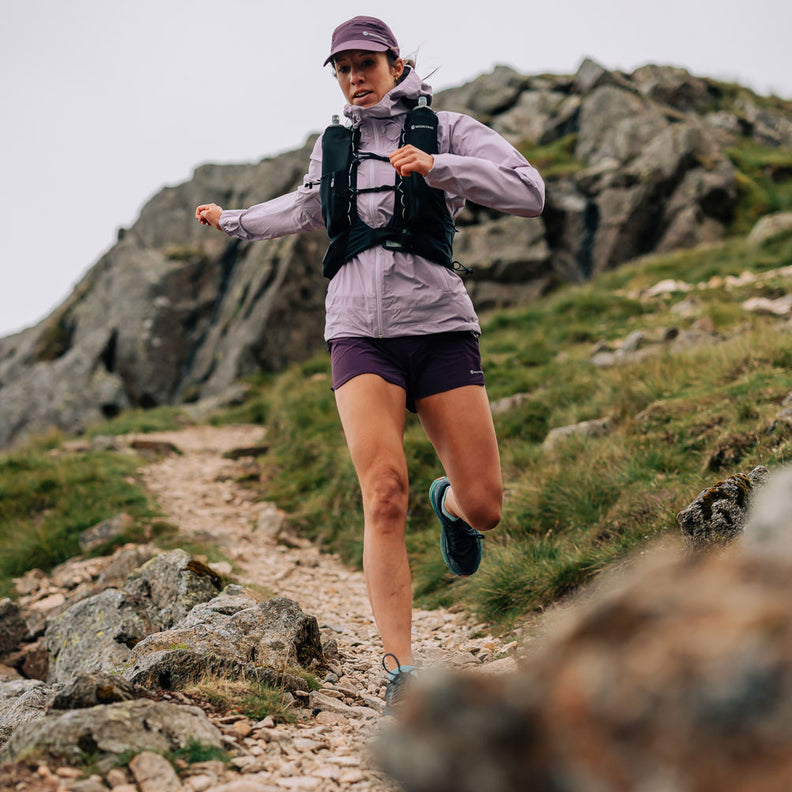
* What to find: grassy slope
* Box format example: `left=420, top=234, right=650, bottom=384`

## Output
left=241, top=133, right=792, bottom=627
left=0, top=410, right=188, bottom=597
left=2, top=135, right=791, bottom=632
left=240, top=232, right=792, bottom=629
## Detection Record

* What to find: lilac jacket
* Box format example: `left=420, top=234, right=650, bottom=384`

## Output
left=219, top=69, right=545, bottom=341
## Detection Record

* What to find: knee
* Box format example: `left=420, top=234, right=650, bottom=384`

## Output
left=362, top=466, right=409, bottom=528
left=459, top=484, right=502, bottom=532
left=468, top=503, right=502, bottom=532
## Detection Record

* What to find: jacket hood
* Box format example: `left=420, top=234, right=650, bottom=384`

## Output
left=343, top=67, right=433, bottom=125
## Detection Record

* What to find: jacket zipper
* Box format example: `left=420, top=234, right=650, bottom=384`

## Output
left=368, top=122, right=386, bottom=337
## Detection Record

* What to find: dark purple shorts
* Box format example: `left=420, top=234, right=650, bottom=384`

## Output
left=328, top=332, right=486, bottom=412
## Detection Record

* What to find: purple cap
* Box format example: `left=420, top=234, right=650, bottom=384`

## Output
left=323, top=16, right=399, bottom=66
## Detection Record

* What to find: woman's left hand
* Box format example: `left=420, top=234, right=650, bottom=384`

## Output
left=389, top=145, right=434, bottom=177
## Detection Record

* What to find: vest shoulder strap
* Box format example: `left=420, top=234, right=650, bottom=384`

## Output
left=320, top=104, right=455, bottom=279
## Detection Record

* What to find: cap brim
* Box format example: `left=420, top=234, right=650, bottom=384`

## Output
left=323, top=39, right=391, bottom=66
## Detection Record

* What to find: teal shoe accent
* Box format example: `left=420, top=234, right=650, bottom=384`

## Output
left=429, top=477, right=483, bottom=577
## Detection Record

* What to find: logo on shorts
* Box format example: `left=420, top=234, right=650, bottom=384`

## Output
left=470, top=369, right=483, bottom=375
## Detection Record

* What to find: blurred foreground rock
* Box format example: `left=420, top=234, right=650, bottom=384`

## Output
left=376, top=465, right=792, bottom=792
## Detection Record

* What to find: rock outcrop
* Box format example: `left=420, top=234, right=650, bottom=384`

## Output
left=0, top=143, right=328, bottom=447
left=0, top=600, right=27, bottom=661
left=0, top=546, right=326, bottom=771
left=1, top=60, right=790, bottom=446
left=676, top=465, right=769, bottom=550
left=124, top=592, right=323, bottom=692
left=2, top=699, right=223, bottom=774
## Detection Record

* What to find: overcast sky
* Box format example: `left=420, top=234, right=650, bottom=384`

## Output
left=2, top=0, right=791, bottom=338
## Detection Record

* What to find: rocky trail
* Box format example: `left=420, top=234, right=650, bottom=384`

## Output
left=2, top=423, right=517, bottom=792
left=135, top=423, right=517, bottom=791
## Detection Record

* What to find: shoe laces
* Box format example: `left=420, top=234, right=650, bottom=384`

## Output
left=446, top=520, right=484, bottom=549
left=382, top=653, right=416, bottom=678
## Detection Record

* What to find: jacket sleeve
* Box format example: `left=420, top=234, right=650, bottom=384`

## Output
left=219, top=137, right=325, bottom=240
left=425, top=112, right=545, bottom=217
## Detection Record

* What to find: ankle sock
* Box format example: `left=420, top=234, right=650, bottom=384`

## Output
left=387, top=664, right=417, bottom=681
left=441, top=490, right=460, bottom=522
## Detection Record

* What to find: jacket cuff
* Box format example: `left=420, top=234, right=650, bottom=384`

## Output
left=423, top=153, right=458, bottom=192
left=219, top=210, right=242, bottom=236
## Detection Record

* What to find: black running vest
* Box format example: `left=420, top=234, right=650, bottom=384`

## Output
left=319, top=102, right=456, bottom=280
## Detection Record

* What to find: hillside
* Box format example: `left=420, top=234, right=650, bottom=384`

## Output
left=1, top=169, right=791, bottom=790
left=225, top=221, right=792, bottom=623
left=1, top=58, right=791, bottom=448
left=2, top=206, right=791, bottom=619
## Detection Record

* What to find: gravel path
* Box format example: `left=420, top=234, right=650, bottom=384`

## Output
left=129, top=423, right=517, bottom=792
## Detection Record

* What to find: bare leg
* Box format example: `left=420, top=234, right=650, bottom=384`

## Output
left=416, top=385, right=502, bottom=532
left=334, top=374, right=414, bottom=669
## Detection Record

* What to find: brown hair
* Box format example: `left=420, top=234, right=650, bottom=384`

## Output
left=387, top=49, right=416, bottom=84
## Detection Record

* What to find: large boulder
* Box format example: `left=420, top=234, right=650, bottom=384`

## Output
left=575, top=85, right=668, bottom=166
left=491, top=90, right=574, bottom=144
left=122, top=549, right=223, bottom=633
left=44, top=588, right=148, bottom=684
left=631, top=64, right=714, bottom=113
left=44, top=549, right=223, bottom=684
left=124, top=594, right=324, bottom=690
left=49, top=671, right=152, bottom=710
left=454, top=214, right=550, bottom=284
left=41, top=548, right=324, bottom=697
left=432, top=65, right=529, bottom=118
left=0, top=680, right=52, bottom=747
left=0, top=700, right=223, bottom=774
left=656, top=159, right=737, bottom=251
left=580, top=118, right=735, bottom=274
left=573, top=58, right=632, bottom=96
left=734, top=97, right=792, bottom=147
left=0, top=142, right=327, bottom=447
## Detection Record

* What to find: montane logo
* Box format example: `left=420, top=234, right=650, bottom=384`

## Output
left=362, top=31, right=390, bottom=44
left=411, top=124, right=434, bottom=131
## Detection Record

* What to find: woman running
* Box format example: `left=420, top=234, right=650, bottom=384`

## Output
left=196, top=15, right=544, bottom=709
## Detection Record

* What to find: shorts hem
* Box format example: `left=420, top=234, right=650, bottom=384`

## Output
left=331, top=370, right=407, bottom=394
left=413, top=380, right=486, bottom=403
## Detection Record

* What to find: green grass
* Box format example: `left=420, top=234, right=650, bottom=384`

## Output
left=517, top=133, right=584, bottom=178
left=240, top=231, right=792, bottom=627
left=4, top=196, right=792, bottom=632
left=182, top=675, right=299, bottom=724
left=0, top=449, right=155, bottom=595
left=111, top=741, right=231, bottom=778
left=0, top=406, right=190, bottom=598
left=85, top=406, right=191, bottom=438
left=726, top=139, right=792, bottom=234
left=171, top=739, right=231, bottom=765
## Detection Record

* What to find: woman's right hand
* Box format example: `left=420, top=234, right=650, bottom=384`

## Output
left=195, top=203, right=224, bottom=230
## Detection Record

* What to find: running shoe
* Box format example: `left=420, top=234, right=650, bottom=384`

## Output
left=429, top=476, right=483, bottom=577
left=382, top=654, right=418, bottom=716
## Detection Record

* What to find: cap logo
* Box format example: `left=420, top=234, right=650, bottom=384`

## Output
left=362, top=31, right=390, bottom=44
